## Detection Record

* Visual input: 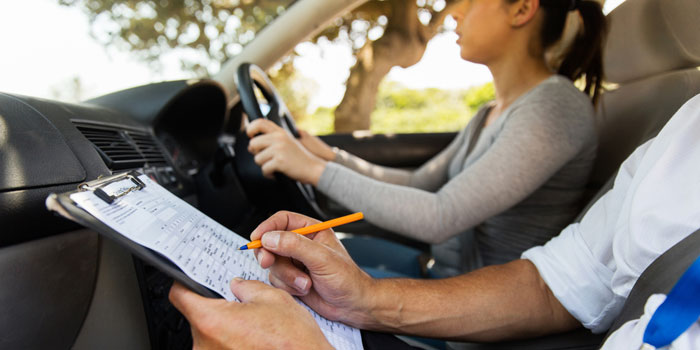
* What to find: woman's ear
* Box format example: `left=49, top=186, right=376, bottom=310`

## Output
left=509, top=0, right=540, bottom=27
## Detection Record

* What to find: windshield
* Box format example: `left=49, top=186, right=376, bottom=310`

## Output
left=0, top=0, right=298, bottom=103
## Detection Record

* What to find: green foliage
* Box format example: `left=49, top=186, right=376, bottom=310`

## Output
left=268, top=60, right=319, bottom=121
left=296, top=106, right=335, bottom=135
left=58, top=0, right=298, bottom=76
left=313, top=0, right=456, bottom=55
left=464, top=82, right=495, bottom=111
left=59, top=0, right=460, bottom=131
left=58, top=0, right=454, bottom=77
left=299, top=80, right=495, bottom=135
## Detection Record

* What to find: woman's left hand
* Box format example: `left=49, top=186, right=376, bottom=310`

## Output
left=246, top=119, right=327, bottom=186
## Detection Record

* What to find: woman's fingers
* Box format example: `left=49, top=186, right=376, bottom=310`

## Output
left=248, top=132, right=281, bottom=154
left=246, top=118, right=281, bottom=138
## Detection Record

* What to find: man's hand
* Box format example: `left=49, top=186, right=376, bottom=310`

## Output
left=247, top=212, right=580, bottom=341
left=251, top=211, right=377, bottom=327
left=246, top=119, right=326, bottom=185
left=169, top=280, right=332, bottom=350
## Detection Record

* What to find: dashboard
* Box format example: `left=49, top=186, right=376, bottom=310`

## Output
left=0, top=79, right=235, bottom=246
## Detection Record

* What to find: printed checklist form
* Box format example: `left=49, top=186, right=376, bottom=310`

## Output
left=67, top=175, right=363, bottom=350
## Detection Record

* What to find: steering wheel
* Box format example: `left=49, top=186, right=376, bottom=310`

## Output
left=232, top=62, right=325, bottom=219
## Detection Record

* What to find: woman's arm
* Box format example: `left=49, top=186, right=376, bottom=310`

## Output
left=317, top=102, right=595, bottom=242
left=330, top=127, right=466, bottom=189
left=247, top=118, right=471, bottom=189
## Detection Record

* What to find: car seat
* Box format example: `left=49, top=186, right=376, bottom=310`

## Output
left=451, top=0, right=700, bottom=348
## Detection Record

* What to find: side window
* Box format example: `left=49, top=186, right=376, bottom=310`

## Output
left=271, top=0, right=625, bottom=136
left=267, top=1, right=495, bottom=136
left=3, top=1, right=300, bottom=103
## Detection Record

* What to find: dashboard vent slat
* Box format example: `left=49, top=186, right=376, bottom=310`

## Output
left=74, top=123, right=167, bottom=170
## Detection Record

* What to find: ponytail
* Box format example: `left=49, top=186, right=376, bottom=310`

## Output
left=539, top=0, right=608, bottom=104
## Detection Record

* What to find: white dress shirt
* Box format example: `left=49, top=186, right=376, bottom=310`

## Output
left=523, top=94, right=700, bottom=340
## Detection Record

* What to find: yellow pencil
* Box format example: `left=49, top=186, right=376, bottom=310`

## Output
left=238, top=212, right=364, bottom=250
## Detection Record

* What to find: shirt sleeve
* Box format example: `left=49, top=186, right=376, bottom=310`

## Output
left=331, top=125, right=468, bottom=191
left=522, top=139, right=654, bottom=333
left=318, top=100, right=595, bottom=243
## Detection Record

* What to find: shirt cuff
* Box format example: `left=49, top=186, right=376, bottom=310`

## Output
left=522, top=224, right=620, bottom=333
left=317, top=161, right=342, bottom=194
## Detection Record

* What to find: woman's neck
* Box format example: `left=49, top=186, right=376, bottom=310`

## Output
left=487, top=53, right=553, bottom=118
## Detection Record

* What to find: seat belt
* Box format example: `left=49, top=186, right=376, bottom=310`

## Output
left=604, top=228, right=700, bottom=341
left=641, top=253, right=700, bottom=348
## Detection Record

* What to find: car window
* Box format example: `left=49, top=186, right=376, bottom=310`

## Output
left=273, top=0, right=626, bottom=136
left=269, top=7, right=495, bottom=136
left=0, top=0, right=298, bottom=102
left=0, top=0, right=624, bottom=130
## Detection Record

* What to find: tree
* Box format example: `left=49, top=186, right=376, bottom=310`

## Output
left=59, top=0, right=458, bottom=131
left=324, top=0, right=459, bottom=132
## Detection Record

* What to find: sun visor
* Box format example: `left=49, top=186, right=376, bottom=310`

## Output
left=0, top=94, right=85, bottom=191
left=604, top=0, right=700, bottom=84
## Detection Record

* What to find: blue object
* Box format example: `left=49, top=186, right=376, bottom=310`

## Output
left=643, top=254, right=700, bottom=348
left=341, top=236, right=425, bottom=278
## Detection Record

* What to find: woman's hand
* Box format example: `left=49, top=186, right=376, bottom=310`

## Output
left=250, top=211, right=378, bottom=328
left=169, top=280, right=332, bottom=350
left=247, top=119, right=327, bottom=186
left=298, top=129, right=337, bottom=161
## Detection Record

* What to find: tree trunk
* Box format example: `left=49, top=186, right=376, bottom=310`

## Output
left=333, top=0, right=458, bottom=132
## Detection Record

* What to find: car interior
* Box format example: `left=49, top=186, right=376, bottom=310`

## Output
left=0, top=0, right=698, bottom=349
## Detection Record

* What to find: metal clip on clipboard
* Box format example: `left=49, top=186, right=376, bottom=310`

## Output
left=78, top=170, right=146, bottom=204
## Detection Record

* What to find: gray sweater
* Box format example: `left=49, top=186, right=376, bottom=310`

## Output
left=317, top=75, right=597, bottom=275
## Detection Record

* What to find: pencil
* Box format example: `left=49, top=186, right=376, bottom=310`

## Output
left=238, top=212, right=364, bottom=250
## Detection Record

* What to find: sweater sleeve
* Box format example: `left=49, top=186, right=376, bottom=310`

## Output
left=331, top=126, right=469, bottom=191
left=317, top=93, right=595, bottom=243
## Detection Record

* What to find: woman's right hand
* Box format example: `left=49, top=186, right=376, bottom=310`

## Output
left=246, top=119, right=327, bottom=185
left=250, top=211, right=378, bottom=328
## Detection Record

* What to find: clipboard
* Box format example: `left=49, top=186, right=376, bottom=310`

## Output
left=46, top=170, right=219, bottom=299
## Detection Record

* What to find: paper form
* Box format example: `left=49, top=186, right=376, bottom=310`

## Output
left=70, top=175, right=363, bottom=349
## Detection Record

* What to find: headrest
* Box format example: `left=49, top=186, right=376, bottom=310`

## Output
left=604, top=0, right=700, bottom=84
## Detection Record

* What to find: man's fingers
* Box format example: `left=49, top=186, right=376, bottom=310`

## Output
left=169, top=282, right=218, bottom=321
left=255, top=248, right=276, bottom=268
left=267, top=256, right=312, bottom=295
left=250, top=211, right=320, bottom=241
left=230, top=278, right=286, bottom=303
left=268, top=271, right=310, bottom=296
left=260, top=230, right=335, bottom=272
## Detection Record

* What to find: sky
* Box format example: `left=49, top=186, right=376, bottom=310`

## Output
left=0, top=0, right=625, bottom=107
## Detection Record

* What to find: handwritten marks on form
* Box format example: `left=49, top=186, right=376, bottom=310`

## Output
left=69, top=175, right=363, bottom=350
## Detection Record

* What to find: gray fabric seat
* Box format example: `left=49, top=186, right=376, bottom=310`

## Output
left=588, top=0, right=700, bottom=190
left=578, top=0, right=700, bottom=219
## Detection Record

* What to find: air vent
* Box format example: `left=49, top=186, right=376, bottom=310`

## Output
left=74, top=122, right=167, bottom=170
left=128, top=129, right=167, bottom=165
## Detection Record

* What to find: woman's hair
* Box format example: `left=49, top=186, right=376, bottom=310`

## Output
left=515, top=0, right=608, bottom=104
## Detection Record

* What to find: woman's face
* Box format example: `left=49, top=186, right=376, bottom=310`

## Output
left=451, top=0, right=514, bottom=64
